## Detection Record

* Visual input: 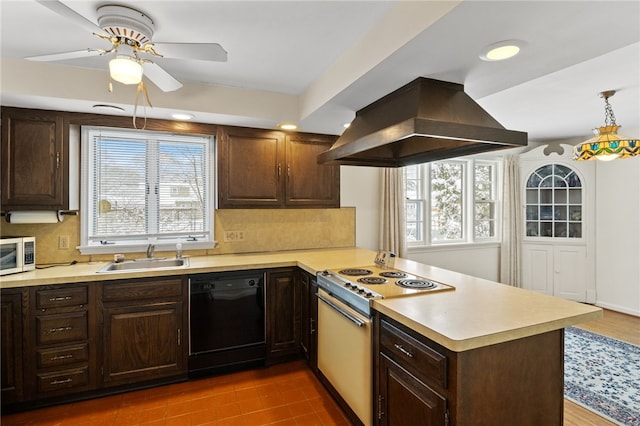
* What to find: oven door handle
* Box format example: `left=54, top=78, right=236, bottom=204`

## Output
left=317, top=293, right=365, bottom=327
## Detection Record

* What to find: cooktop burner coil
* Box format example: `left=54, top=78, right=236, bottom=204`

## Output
left=396, top=279, right=438, bottom=289
left=379, top=271, right=408, bottom=279
left=339, top=268, right=373, bottom=276
left=357, top=277, right=387, bottom=285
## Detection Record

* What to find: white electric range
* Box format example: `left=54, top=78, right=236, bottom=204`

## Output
left=317, top=264, right=454, bottom=317
left=315, top=258, right=455, bottom=426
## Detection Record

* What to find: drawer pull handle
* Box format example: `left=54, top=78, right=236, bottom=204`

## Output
left=51, top=378, right=72, bottom=385
left=394, top=343, right=414, bottom=358
left=49, top=296, right=73, bottom=302
left=50, top=354, right=73, bottom=361
left=49, top=326, right=73, bottom=333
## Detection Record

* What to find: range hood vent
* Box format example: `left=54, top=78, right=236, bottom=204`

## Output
left=318, top=78, right=528, bottom=167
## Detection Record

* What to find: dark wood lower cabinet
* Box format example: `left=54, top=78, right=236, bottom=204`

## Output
left=296, top=270, right=318, bottom=371
left=266, top=268, right=300, bottom=362
left=101, top=302, right=184, bottom=387
left=379, top=355, right=446, bottom=426
left=28, top=284, right=97, bottom=400
left=99, top=277, right=187, bottom=388
left=1, top=289, right=25, bottom=404
left=374, top=312, right=564, bottom=426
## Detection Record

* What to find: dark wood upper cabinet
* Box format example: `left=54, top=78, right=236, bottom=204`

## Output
left=1, top=107, right=70, bottom=210
left=218, top=126, right=339, bottom=208
left=285, top=134, right=340, bottom=207
left=217, top=126, right=285, bottom=207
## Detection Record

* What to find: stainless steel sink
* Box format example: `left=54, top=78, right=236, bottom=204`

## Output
left=97, top=258, right=189, bottom=273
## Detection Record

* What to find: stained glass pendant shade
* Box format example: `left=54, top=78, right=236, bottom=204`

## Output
left=573, top=90, right=639, bottom=161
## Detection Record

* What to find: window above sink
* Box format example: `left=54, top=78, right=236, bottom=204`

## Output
left=78, top=126, right=215, bottom=255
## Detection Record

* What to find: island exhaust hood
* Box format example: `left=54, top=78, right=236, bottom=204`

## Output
left=318, top=78, right=528, bottom=167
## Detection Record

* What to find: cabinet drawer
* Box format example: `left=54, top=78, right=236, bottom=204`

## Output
left=36, top=366, right=89, bottom=393
left=36, top=312, right=88, bottom=345
left=36, top=286, right=88, bottom=310
left=102, top=278, right=183, bottom=302
left=380, top=319, right=447, bottom=389
left=37, top=343, right=89, bottom=369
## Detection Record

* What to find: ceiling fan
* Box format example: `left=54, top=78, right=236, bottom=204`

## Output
left=26, top=0, right=228, bottom=92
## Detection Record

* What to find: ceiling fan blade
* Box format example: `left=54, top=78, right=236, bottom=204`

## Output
left=152, top=43, right=228, bottom=62
left=26, top=49, right=103, bottom=62
left=35, top=0, right=105, bottom=35
left=142, top=62, right=183, bottom=92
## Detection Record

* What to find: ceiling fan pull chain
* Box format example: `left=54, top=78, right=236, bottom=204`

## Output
left=133, top=81, right=153, bottom=130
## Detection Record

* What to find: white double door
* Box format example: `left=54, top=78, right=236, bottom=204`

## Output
left=522, top=243, right=587, bottom=302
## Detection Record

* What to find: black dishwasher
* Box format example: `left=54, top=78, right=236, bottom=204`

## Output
left=188, top=270, right=265, bottom=376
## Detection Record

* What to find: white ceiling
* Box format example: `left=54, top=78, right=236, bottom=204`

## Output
left=1, top=1, right=639, bottom=144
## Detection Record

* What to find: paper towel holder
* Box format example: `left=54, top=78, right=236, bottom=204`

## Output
left=2, top=210, right=78, bottom=224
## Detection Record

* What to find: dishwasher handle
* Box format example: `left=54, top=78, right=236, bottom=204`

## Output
left=317, top=293, right=365, bottom=327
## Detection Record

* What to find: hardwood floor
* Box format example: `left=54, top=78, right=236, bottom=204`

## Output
left=563, top=308, right=640, bottom=426
left=2, top=308, right=637, bottom=426
left=1, top=361, right=350, bottom=426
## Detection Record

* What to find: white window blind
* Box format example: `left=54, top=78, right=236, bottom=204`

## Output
left=80, top=127, right=214, bottom=254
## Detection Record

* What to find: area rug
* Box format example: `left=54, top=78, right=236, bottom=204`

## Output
left=564, top=326, right=640, bottom=426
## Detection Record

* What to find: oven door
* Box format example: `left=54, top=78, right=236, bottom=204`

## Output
left=317, top=288, right=372, bottom=426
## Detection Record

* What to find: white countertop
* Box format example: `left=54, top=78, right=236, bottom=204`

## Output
left=0, top=247, right=602, bottom=352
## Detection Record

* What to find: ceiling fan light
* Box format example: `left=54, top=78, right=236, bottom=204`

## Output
left=109, top=56, right=143, bottom=85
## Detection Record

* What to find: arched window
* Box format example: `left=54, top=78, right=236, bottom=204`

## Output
left=525, top=164, right=582, bottom=238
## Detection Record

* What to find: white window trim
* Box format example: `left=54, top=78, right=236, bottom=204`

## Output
left=78, top=126, right=216, bottom=255
left=406, top=158, right=502, bottom=249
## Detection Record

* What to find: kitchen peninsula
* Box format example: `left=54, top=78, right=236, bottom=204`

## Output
left=1, top=247, right=601, bottom=425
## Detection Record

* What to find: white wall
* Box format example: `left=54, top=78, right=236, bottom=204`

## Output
left=407, top=245, right=500, bottom=282
left=340, top=165, right=380, bottom=251
left=595, top=156, right=640, bottom=316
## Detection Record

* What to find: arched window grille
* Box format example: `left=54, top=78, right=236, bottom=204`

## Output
left=525, top=164, right=582, bottom=238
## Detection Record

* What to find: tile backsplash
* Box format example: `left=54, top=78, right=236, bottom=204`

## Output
left=0, top=208, right=356, bottom=265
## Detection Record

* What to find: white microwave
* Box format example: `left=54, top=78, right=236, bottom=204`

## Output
left=0, top=236, right=36, bottom=275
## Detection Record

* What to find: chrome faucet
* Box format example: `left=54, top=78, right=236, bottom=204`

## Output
left=146, top=244, right=155, bottom=259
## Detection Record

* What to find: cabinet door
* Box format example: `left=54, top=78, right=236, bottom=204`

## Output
left=285, top=134, right=339, bottom=207
left=554, top=245, right=586, bottom=301
left=102, top=302, right=185, bottom=387
left=295, top=270, right=317, bottom=371
left=378, top=355, right=447, bottom=426
left=521, top=244, right=554, bottom=295
left=522, top=244, right=587, bottom=301
left=1, top=108, right=67, bottom=209
left=218, top=126, right=285, bottom=208
left=1, top=290, right=24, bottom=404
left=266, top=269, right=299, bottom=361
left=296, top=270, right=311, bottom=361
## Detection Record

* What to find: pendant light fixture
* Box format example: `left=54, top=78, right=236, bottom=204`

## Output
left=573, top=90, right=639, bottom=161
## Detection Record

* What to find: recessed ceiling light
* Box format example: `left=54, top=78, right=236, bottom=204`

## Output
left=172, top=113, right=194, bottom=120
left=480, top=40, right=524, bottom=61
left=343, top=122, right=351, bottom=129
left=278, top=122, right=297, bottom=130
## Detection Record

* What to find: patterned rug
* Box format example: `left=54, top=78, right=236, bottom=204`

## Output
left=564, top=327, right=640, bottom=426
